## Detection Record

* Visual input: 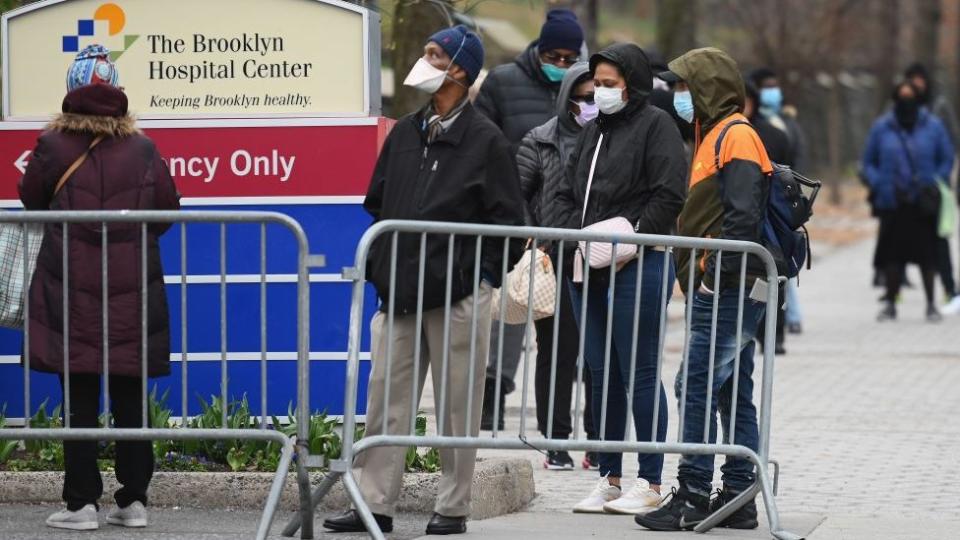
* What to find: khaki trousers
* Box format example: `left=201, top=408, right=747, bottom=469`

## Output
left=353, top=285, right=491, bottom=517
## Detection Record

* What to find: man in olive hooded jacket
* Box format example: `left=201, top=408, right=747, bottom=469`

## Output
left=637, top=47, right=775, bottom=532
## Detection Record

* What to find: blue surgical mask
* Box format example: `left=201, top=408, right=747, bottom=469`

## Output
left=759, top=87, right=783, bottom=115
left=673, top=90, right=695, bottom=123
left=541, top=62, right=568, bottom=83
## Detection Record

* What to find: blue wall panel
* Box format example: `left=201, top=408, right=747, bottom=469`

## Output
left=0, top=203, right=380, bottom=419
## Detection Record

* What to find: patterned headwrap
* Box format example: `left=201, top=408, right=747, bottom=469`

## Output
left=66, top=44, right=119, bottom=91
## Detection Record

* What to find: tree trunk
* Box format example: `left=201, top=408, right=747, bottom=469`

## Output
left=390, top=0, right=450, bottom=117
left=913, top=0, right=942, bottom=70
left=874, top=0, right=902, bottom=113
left=827, top=76, right=844, bottom=205
left=940, top=0, right=960, bottom=122
left=655, top=0, right=697, bottom=61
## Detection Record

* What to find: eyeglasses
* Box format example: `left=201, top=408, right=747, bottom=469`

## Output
left=541, top=51, right=581, bottom=66
left=570, top=93, right=595, bottom=104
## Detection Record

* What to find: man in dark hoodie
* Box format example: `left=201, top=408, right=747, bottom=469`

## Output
left=637, top=48, right=778, bottom=532
left=475, top=8, right=586, bottom=432
left=516, top=62, right=599, bottom=470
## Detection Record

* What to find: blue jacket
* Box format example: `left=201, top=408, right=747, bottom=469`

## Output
left=862, top=111, right=955, bottom=211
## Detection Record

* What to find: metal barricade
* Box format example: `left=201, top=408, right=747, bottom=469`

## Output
left=284, top=219, right=801, bottom=540
left=0, top=210, right=315, bottom=540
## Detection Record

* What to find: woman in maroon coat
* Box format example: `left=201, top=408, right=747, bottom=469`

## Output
left=18, top=45, right=179, bottom=531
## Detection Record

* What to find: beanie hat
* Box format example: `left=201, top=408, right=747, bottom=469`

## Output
left=427, top=25, right=484, bottom=85
left=538, top=9, right=584, bottom=53
left=66, top=44, right=119, bottom=91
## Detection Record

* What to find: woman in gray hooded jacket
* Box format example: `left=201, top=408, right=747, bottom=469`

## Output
left=516, top=63, right=599, bottom=471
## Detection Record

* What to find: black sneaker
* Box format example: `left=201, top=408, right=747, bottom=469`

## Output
left=635, top=486, right=709, bottom=531
left=543, top=450, right=574, bottom=470
left=582, top=452, right=599, bottom=470
left=926, top=305, right=943, bottom=323
left=877, top=302, right=897, bottom=322
left=709, top=488, right=759, bottom=530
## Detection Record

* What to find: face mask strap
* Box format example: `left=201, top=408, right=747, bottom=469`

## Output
left=440, top=33, right=469, bottom=89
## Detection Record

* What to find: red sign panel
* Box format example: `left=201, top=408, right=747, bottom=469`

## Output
left=1, top=118, right=391, bottom=204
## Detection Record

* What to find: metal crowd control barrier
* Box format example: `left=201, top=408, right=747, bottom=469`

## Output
left=0, top=210, right=316, bottom=540
left=284, top=220, right=801, bottom=540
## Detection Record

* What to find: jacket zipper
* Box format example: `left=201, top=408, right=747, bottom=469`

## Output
left=417, top=144, right=440, bottom=210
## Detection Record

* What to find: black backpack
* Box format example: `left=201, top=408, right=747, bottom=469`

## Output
left=715, top=120, right=822, bottom=279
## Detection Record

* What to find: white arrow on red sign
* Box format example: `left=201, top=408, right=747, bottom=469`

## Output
left=14, top=150, right=31, bottom=174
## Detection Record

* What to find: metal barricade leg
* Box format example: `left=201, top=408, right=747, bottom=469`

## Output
left=281, top=469, right=344, bottom=538
left=695, top=458, right=799, bottom=539
left=294, top=443, right=315, bottom=539
left=256, top=435, right=297, bottom=540
left=693, top=457, right=801, bottom=540
left=342, top=470, right=386, bottom=540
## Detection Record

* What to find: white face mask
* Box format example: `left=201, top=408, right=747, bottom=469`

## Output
left=403, top=58, right=449, bottom=94
left=595, top=86, right=627, bottom=115
left=403, top=34, right=469, bottom=95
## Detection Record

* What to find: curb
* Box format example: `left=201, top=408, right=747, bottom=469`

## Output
left=0, top=457, right=534, bottom=518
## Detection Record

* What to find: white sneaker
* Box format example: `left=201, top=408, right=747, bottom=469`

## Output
left=602, top=478, right=662, bottom=515
left=46, top=504, right=99, bottom=530
left=106, top=501, right=148, bottom=528
left=572, top=476, right=622, bottom=513
left=941, top=295, right=960, bottom=315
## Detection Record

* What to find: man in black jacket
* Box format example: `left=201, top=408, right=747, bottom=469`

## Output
left=323, top=25, right=524, bottom=537
left=475, top=8, right=585, bottom=148
left=474, top=8, right=585, bottom=431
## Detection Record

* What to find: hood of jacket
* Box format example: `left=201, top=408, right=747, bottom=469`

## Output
left=555, top=61, right=592, bottom=156
left=667, top=47, right=744, bottom=134
left=49, top=84, right=138, bottom=137
left=589, top=43, right=652, bottom=130
left=555, top=61, right=591, bottom=126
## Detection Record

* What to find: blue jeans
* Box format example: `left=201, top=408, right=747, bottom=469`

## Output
left=569, top=251, right=674, bottom=484
left=785, top=278, right=802, bottom=325
left=675, top=288, right=765, bottom=496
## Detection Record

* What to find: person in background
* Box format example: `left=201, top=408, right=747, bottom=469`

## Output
left=323, top=25, right=525, bottom=536
left=862, top=81, right=955, bottom=323
left=19, top=45, right=180, bottom=531
left=474, top=8, right=586, bottom=432
left=646, top=47, right=695, bottom=145
left=904, top=63, right=960, bottom=315
left=638, top=47, right=775, bottom=532
left=743, top=81, right=790, bottom=355
left=743, top=82, right=790, bottom=174
left=906, top=63, right=959, bottom=144
left=553, top=43, right=687, bottom=515
left=749, top=67, right=806, bottom=338
left=517, top=62, right=599, bottom=471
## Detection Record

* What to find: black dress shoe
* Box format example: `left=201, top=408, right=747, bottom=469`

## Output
left=425, top=513, right=467, bottom=535
left=322, top=509, right=393, bottom=533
